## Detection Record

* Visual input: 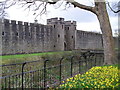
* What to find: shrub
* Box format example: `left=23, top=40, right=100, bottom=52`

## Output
left=59, top=65, right=119, bottom=89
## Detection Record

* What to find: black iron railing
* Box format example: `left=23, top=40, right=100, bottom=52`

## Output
left=0, top=50, right=104, bottom=89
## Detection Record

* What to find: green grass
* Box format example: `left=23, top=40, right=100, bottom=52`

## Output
left=1, top=51, right=63, bottom=60
left=0, top=51, right=72, bottom=65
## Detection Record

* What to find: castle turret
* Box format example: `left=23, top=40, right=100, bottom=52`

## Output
left=47, top=18, right=76, bottom=51
left=47, top=17, right=65, bottom=51
left=64, top=20, right=76, bottom=50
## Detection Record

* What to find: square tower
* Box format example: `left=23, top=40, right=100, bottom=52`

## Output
left=64, top=21, right=76, bottom=51
left=47, top=18, right=76, bottom=51
left=47, top=18, right=65, bottom=51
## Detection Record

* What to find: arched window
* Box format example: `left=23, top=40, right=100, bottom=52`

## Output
left=67, top=27, right=69, bottom=30
left=72, top=36, right=73, bottom=38
left=54, top=25, right=55, bottom=28
left=2, top=32, right=4, bottom=36
left=16, top=32, right=18, bottom=36
left=64, top=42, right=67, bottom=51
left=58, top=34, right=60, bottom=38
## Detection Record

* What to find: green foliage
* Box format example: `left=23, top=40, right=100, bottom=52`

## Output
left=58, top=65, right=119, bottom=89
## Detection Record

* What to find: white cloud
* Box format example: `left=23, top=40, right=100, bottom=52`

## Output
left=77, top=21, right=101, bottom=32
left=4, top=0, right=118, bottom=35
left=6, top=5, right=35, bottom=22
left=110, top=16, right=118, bottom=29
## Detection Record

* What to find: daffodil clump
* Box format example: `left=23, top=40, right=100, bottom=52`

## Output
left=59, top=65, right=119, bottom=88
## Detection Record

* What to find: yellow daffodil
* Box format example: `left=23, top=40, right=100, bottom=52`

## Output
left=58, top=65, right=119, bottom=89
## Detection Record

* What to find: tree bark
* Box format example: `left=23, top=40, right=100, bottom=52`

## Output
left=71, top=0, right=117, bottom=65
left=94, top=2, right=117, bottom=65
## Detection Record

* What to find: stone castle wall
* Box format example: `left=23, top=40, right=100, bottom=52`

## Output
left=0, top=18, right=118, bottom=55
left=75, top=30, right=103, bottom=50
left=1, top=19, right=55, bottom=55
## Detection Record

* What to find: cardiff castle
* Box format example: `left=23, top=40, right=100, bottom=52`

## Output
left=0, top=17, right=118, bottom=55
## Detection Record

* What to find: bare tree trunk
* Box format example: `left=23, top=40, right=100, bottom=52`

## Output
left=95, top=2, right=117, bottom=65
left=71, top=1, right=117, bottom=65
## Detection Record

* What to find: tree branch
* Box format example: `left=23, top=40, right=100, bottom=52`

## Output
left=107, top=2, right=120, bottom=13
left=70, top=1, right=96, bottom=14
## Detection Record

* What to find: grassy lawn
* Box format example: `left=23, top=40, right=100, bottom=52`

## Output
left=0, top=51, right=71, bottom=65
left=58, top=64, right=119, bottom=89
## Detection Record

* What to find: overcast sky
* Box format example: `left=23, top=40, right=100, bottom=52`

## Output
left=2, top=0, right=119, bottom=35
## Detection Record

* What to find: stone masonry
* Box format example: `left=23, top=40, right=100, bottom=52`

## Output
left=0, top=18, right=118, bottom=55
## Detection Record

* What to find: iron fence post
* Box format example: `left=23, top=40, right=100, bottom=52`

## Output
left=70, top=56, right=74, bottom=77
left=100, top=54, right=102, bottom=65
left=22, top=62, right=26, bottom=90
left=83, top=55, right=87, bottom=71
left=95, top=54, right=97, bottom=66
left=44, top=59, right=49, bottom=88
left=59, top=57, right=64, bottom=84
left=83, top=52, right=87, bottom=71
left=91, top=54, right=95, bottom=68
left=79, top=58, right=81, bottom=74
left=103, top=54, right=104, bottom=65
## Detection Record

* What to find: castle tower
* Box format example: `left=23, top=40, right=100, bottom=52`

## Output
left=64, top=20, right=76, bottom=50
left=47, top=18, right=65, bottom=51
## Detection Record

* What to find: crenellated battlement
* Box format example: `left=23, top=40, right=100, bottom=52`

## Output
left=47, top=17, right=65, bottom=25
left=3, top=19, right=44, bottom=26
left=1, top=18, right=54, bottom=55
left=47, top=18, right=76, bottom=26
left=47, top=17, right=64, bottom=22
left=2, top=17, right=117, bottom=55
left=65, top=21, right=76, bottom=26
